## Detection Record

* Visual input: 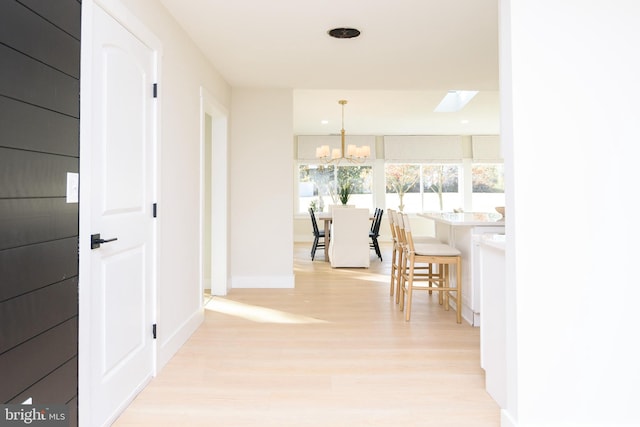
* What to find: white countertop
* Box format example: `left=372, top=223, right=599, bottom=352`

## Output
left=418, top=211, right=505, bottom=226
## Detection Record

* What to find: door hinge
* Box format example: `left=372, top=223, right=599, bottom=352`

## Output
left=152, top=324, right=157, bottom=339
left=152, top=203, right=157, bottom=218
left=153, top=83, right=158, bottom=98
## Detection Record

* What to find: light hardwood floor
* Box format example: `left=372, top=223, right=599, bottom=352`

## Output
left=114, top=243, right=500, bottom=426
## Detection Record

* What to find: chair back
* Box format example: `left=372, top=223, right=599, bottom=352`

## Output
left=400, top=213, right=416, bottom=252
left=393, top=211, right=407, bottom=248
left=329, top=208, right=371, bottom=268
left=387, top=209, right=397, bottom=241
left=371, top=208, right=380, bottom=232
left=328, top=204, right=355, bottom=214
left=309, top=207, right=321, bottom=237
left=371, top=208, right=384, bottom=236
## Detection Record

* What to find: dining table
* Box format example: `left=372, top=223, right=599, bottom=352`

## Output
left=315, top=211, right=375, bottom=261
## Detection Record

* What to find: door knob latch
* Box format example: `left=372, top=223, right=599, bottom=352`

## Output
left=91, top=233, right=118, bottom=249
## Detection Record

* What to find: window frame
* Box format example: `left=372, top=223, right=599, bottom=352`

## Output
left=295, top=161, right=376, bottom=215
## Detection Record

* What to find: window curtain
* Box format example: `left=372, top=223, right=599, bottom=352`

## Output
left=471, top=135, right=502, bottom=162
left=383, top=135, right=463, bottom=163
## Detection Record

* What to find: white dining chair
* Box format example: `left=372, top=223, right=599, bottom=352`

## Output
left=328, top=208, right=370, bottom=268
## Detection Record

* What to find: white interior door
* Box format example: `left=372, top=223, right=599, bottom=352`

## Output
left=87, top=6, right=156, bottom=425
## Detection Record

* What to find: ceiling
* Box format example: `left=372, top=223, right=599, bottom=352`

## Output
left=158, top=0, right=500, bottom=135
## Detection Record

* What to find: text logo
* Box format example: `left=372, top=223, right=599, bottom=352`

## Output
left=0, top=405, right=68, bottom=427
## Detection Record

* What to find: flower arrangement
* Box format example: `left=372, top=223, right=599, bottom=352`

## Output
left=338, top=182, right=352, bottom=205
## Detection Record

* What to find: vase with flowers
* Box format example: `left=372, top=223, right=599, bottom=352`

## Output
left=338, top=181, right=352, bottom=205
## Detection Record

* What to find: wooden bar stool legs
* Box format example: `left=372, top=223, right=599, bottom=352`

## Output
left=398, top=213, right=462, bottom=324
left=388, top=209, right=400, bottom=297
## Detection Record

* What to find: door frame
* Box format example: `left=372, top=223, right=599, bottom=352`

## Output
left=78, top=0, right=162, bottom=425
left=200, top=87, right=229, bottom=297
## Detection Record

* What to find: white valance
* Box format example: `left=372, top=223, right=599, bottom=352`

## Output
left=296, top=135, right=377, bottom=162
left=383, top=135, right=463, bottom=163
left=471, top=135, right=502, bottom=162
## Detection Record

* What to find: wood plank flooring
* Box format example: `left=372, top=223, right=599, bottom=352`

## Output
left=113, top=243, right=500, bottom=426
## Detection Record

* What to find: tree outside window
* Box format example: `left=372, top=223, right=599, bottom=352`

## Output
left=385, top=164, right=420, bottom=211
left=471, top=163, right=504, bottom=212
left=384, top=164, right=460, bottom=213
left=472, top=164, right=504, bottom=193
left=422, top=165, right=459, bottom=211
left=299, top=164, right=334, bottom=212
left=298, top=164, right=373, bottom=213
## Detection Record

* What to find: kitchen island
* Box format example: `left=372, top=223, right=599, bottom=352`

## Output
left=479, top=233, right=507, bottom=408
left=417, top=212, right=505, bottom=326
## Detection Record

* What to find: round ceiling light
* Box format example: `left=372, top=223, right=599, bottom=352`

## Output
left=327, top=27, right=361, bottom=39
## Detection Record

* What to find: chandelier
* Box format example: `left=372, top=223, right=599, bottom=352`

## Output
left=315, top=100, right=370, bottom=164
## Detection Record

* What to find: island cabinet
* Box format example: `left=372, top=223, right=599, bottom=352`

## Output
left=417, top=212, right=505, bottom=326
left=479, top=233, right=507, bottom=409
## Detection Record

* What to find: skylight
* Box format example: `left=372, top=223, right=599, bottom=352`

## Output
left=434, top=90, right=479, bottom=112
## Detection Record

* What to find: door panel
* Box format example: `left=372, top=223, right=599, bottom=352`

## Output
left=102, top=247, right=146, bottom=374
left=101, top=45, right=147, bottom=214
left=87, top=6, right=156, bottom=425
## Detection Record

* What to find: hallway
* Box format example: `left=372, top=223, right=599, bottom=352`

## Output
left=114, top=243, right=499, bottom=426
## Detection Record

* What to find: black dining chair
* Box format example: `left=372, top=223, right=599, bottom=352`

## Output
left=370, top=208, right=380, bottom=233
left=309, top=207, right=325, bottom=261
left=369, top=208, right=384, bottom=261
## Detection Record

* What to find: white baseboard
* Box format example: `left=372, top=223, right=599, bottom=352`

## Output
left=156, top=308, right=204, bottom=372
left=501, top=409, right=517, bottom=427
left=232, top=275, right=295, bottom=289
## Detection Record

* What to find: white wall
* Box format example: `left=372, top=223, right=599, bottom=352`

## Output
left=501, top=1, right=640, bottom=426
left=230, top=89, right=295, bottom=288
left=109, top=0, right=231, bottom=369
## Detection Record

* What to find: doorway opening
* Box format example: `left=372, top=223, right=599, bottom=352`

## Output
left=200, top=87, right=229, bottom=301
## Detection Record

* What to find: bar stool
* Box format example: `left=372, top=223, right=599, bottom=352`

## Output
left=399, top=213, right=462, bottom=323
left=391, top=211, right=440, bottom=303
left=388, top=209, right=401, bottom=297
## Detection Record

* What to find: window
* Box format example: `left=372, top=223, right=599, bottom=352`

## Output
left=298, top=163, right=373, bottom=213
left=385, top=164, right=420, bottom=212
left=385, top=164, right=460, bottom=213
left=422, top=164, right=461, bottom=212
left=297, top=135, right=504, bottom=215
left=471, top=163, right=505, bottom=211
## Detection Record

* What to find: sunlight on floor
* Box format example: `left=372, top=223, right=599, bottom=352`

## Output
left=320, top=265, right=390, bottom=284
left=205, top=297, right=329, bottom=324
left=357, top=271, right=389, bottom=283
left=344, top=270, right=390, bottom=284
